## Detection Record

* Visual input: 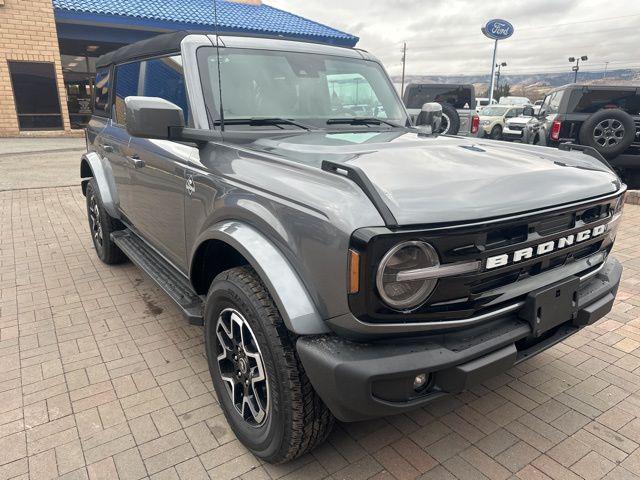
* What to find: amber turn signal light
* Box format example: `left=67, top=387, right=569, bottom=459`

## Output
left=348, top=249, right=360, bottom=294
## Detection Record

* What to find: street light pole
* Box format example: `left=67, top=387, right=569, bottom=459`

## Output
left=495, top=61, right=507, bottom=93
left=569, top=55, right=588, bottom=83
left=400, top=42, right=407, bottom=99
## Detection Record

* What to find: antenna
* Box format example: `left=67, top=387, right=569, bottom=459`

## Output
left=213, top=0, right=225, bottom=131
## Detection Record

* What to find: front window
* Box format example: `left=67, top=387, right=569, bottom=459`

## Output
left=197, top=47, right=408, bottom=129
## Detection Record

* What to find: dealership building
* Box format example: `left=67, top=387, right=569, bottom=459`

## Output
left=0, top=0, right=357, bottom=136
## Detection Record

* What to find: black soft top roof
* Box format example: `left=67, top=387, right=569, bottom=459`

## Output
left=96, top=31, right=197, bottom=69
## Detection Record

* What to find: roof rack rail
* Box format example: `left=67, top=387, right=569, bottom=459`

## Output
left=321, top=160, right=399, bottom=228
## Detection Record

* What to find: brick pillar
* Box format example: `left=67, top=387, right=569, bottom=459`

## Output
left=0, top=0, right=72, bottom=136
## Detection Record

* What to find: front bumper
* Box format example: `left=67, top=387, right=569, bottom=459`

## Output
left=297, top=257, right=622, bottom=422
left=503, top=128, right=524, bottom=140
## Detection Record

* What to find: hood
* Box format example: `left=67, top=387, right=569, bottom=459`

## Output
left=507, top=116, right=534, bottom=126
left=247, top=130, right=621, bottom=226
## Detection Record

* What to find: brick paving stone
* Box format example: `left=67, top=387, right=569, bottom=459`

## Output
left=570, top=451, right=616, bottom=480
left=2, top=184, right=640, bottom=479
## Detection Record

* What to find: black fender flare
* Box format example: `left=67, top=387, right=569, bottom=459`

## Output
left=191, top=221, right=330, bottom=336
left=80, top=152, right=120, bottom=219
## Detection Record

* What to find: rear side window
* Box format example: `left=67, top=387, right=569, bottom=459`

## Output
left=93, top=68, right=111, bottom=117
left=404, top=85, right=475, bottom=110
left=112, top=55, right=189, bottom=126
left=568, top=89, right=640, bottom=115
left=114, top=61, right=141, bottom=124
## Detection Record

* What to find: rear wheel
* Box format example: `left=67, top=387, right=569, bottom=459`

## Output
left=204, top=266, right=334, bottom=463
left=578, top=109, right=635, bottom=159
left=85, top=178, right=127, bottom=265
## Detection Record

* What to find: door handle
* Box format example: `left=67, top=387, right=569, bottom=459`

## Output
left=102, top=144, right=114, bottom=153
left=127, top=156, right=145, bottom=169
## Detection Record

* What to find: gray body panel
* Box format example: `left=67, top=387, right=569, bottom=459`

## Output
left=83, top=34, right=622, bottom=333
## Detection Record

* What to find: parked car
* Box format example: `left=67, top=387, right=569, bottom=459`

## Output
left=530, top=84, right=640, bottom=186
left=499, top=96, right=532, bottom=106
left=476, top=96, right=497, bottom=113
left=503, top=105, right=543, bottom=142
left=502, top=113, right=540, bottom=143
left=403, top=83, right=479, bottom=135
left=479, top=105, right=524, bottom=139
left=81, top=32, right=625, bottom=463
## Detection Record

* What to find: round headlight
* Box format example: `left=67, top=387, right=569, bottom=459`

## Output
left=375, top=241, right=439, bottom=310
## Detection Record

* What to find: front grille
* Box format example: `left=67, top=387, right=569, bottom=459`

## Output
left=352, top=193, right=622, bottom=324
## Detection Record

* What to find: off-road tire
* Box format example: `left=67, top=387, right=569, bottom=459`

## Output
left=85, top=178, right=127, bottom=265
left=578, top=109, right=635, bottom=159
left=490, top=125, right=503, bottom=140
left=439, top=102, right=460, bottom=135
left=204, top=266, right=334, bottom=463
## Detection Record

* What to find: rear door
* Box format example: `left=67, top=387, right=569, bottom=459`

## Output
left=100, top=64, right=138, bottom=218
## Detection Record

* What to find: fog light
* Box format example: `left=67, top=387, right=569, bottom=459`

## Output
left=413, top=373, right=428, bottom=391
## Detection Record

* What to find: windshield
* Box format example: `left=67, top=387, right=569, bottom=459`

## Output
left=480, top=106, right=508, bottom=116
left=197, top=47, right=408, bottom=129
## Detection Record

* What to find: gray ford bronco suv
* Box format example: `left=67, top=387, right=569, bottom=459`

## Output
left=81, top=32, right=625, bottom=463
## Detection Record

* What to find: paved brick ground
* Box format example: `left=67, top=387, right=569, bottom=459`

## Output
left=1, top=186, right=640, bottom=480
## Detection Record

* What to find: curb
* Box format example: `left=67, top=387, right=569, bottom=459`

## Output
left=626, top=190, right=640, bottom=205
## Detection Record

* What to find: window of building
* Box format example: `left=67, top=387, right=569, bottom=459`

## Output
left=93, top=68, right=111, bottom=117
left=113, top=56, right=189, bottom=126
left=8, top=62, right=63, bottom=130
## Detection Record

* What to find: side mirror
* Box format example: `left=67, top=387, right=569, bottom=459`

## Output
left=523, top=106, right=534, bottom=117
left=416, top=102, right=442, bottom=134
left=124, top=96, right=185, bottom=140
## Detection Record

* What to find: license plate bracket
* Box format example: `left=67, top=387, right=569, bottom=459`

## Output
left=519, top=277, right=580, bottom=337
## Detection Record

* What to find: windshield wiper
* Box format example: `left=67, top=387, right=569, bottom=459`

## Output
left=214, top=117, right=316, bottom=131
left=326, top=117, right=406, bottom=128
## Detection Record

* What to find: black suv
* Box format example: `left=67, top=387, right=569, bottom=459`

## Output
left=534, top=85, right=640, bottom=185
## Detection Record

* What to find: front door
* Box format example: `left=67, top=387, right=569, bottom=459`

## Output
left=117, top=55, right=193, bottom=271
left=126, top=138, right=195, bottom=270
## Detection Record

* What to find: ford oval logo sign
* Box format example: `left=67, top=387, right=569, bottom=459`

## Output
left=482, top=19, right=514, bottom=40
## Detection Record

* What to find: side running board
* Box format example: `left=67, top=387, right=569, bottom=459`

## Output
left=111, top=230, right=204, bottom=325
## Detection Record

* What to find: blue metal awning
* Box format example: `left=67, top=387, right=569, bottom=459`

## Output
left=53, top=0, right=358, bottom=47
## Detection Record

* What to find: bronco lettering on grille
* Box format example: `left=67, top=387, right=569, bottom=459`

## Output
left=485, top=224, right=607, bottom=270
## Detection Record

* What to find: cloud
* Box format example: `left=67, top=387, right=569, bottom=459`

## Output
left=266, top=0, right=640, bottom=77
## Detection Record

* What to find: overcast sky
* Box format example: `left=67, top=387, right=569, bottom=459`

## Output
left=267, top=0, right=640, bottom=78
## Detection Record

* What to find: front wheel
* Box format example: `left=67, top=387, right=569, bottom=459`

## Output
left=490, top=125, right=503, bottom=140
left=204, top=266, right=334, bottom=463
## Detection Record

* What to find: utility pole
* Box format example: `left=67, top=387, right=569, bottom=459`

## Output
left=400, top=42, right=407, bottom=99
left=603, top=61, right=609, bottom=79
left=569, top=55, right=588, bottom=83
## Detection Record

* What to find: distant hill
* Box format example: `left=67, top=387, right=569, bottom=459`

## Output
left=393, top=68, right=640, bottom=88
left=392, top=68, right=640, bottom=101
